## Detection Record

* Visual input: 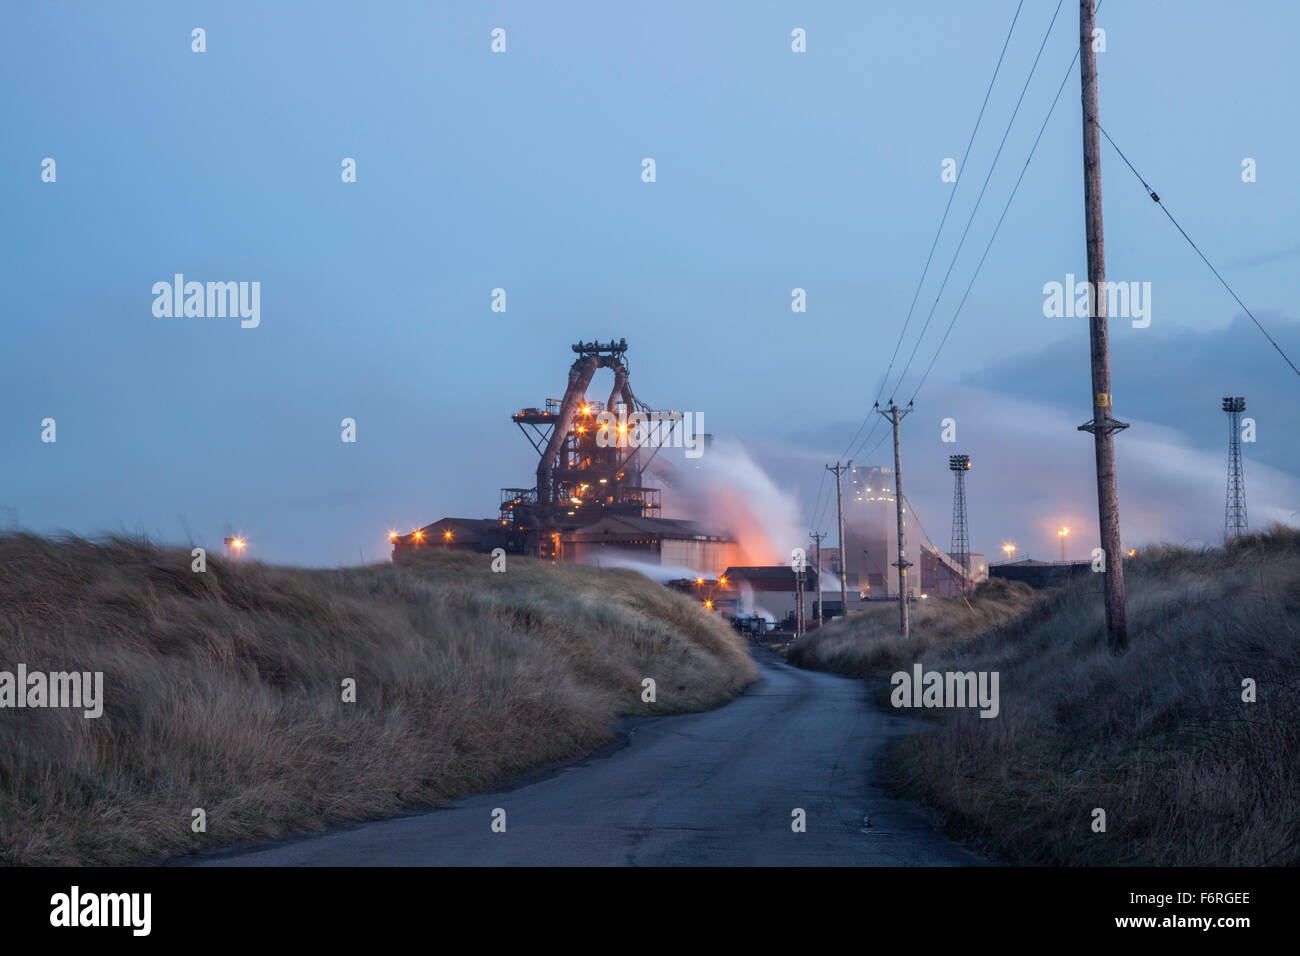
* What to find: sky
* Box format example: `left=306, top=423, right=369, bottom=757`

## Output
left=3, top=0, right=1298, bottom=567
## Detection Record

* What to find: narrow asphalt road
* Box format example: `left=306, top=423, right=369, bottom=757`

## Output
left=197, top=649, right=980, bottom=866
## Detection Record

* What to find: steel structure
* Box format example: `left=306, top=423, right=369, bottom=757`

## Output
left=1223, top=396, right=1248, bottom=542
left=499, top=339, right=673, bottom=556
left=948, top=454, right=971, bottom=591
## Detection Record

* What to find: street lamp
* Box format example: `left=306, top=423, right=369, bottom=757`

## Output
left=1057, top=527, right=1069, bottom=563
left=1002, top=543, right=1016, bottom=563
left=224, top=536, right=246, bottom=560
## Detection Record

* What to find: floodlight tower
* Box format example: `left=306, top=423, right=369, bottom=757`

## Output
left=1223, top=397, right=1248, bottom=541
left=949, top=454, right=971, bottom=591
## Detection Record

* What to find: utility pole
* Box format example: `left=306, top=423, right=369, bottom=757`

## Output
left=809, top=531, right=826, bottom=628
left=794, top=564, right=805, bottom=639
left=876, top=401, right=912, bottom=636
left=1076, top=0, right=1129, bottom=653
left=826, top=462, right=851, bottom=618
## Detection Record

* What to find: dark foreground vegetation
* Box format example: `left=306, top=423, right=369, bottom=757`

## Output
left=0, top=535, right=755, bottom=864
left=791, top=528, right=1300, bottom=866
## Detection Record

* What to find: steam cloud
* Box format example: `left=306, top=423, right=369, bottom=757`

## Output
left=650, top=436, right=805, bottom=566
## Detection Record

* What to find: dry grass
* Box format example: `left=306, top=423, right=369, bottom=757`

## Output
left=0, top=533, right=756, bottom=865
left=786, top=577, right=1044, bottom=677
left=885, top=526, right=1300, bottom=865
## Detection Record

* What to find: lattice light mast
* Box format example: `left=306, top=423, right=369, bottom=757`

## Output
left=949, top=454, right=971, bottom=592
left=1223, top=396, right=1248, bottom=542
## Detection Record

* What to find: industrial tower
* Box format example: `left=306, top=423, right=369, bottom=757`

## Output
left=1222, top=397, right=1248, bottom=542
left=948, top=454, right=971, bottom=591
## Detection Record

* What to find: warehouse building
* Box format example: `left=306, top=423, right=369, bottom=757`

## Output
left=558, top=515, right=738, bottom=576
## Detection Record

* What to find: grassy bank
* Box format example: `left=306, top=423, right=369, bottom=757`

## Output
left=786, top=577, right=1043, bottom=676
left=0, top=534, right=756, bottom=865
left=822, top=528, right=1300, bottom=866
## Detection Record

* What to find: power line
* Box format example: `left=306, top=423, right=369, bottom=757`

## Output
left=848, top=401, right=895, bottom=463
left=1098, top=124, right=1300, bottom=379
left=877, top=0, right=1027, bottom=402
left=838, top=0, right=1026, bottom=463
left=889, top=0, right=1066, bottom=401
left=900, top=493, right=940, bottom=567
left=853, top=0, right=1062, bottom=460
left=808, top=467, right=830, bottom=534
left=856, top=427, right=890, bottom=464
left=907, top=10, right=1092, bottom=405
left=903, top=491, right=979, bottom=611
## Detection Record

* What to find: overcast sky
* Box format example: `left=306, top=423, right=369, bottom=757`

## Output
left=3, top=1, right=1298, bottom=566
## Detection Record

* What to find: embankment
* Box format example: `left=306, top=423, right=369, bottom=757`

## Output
left=0, top=535, right=756, bottom=864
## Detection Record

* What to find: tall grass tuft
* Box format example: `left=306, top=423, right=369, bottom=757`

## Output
left=883, top=527, right=1300, bottom=865
left=0, top=534, right=755, bottom=865
left=787, top=576, right=1043, bottom=677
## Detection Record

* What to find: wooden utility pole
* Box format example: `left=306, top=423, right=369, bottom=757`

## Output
left=794, top=566, right=805, bottom=638
left=877, top=401, right=913, bottom=636
left=826, top=463, right=851, bottom=618
left=809, top=531, right=826, bottom=627
left=1077, top=0, right=1129, bottom=653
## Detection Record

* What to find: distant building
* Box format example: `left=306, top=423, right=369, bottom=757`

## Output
left=391, top=517, right=515, bottom=558
left=723, top=565, right=819, bottom=621
left=989, top=558, right=1091, bottom=589
left=842, top=464, right=987, bottom=599
left=814, top=592, right=873, bottom=618
left=924, top=550, right=988, bottom=598
left=558, top=515, right=737, bottom=576
left=395, top=513, right=738, bottom=579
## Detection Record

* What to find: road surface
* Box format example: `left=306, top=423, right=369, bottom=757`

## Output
left=196, top=649, right=981, bottom=866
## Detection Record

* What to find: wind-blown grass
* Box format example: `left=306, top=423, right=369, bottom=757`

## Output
left=787, top=576, right=1043, bottom=676
left=0, top=534, right=755, bottom=865
left=834, top=528, right=1300, bottom=866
